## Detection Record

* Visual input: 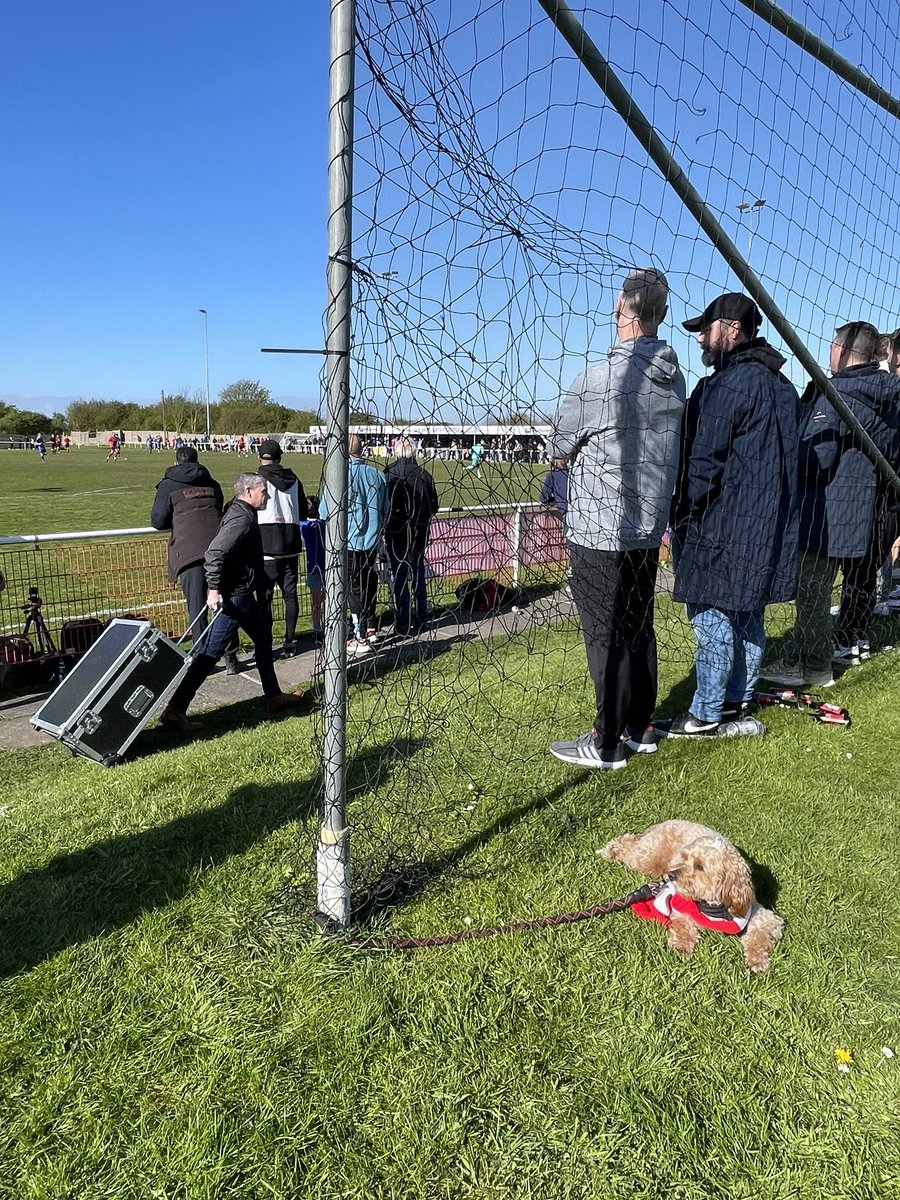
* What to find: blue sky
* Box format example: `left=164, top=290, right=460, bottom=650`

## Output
left=0, top=1, right=330, bottom=415
left=3, top=1, right=898, bottom=422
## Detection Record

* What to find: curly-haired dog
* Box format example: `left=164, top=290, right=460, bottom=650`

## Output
left=601, top=820, right=784, bottom=972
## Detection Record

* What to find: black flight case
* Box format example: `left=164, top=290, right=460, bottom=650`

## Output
left=30, top=613, right=217, bottom=766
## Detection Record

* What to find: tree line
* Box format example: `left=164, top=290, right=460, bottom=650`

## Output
left=0, top=380, right=321, bottom=436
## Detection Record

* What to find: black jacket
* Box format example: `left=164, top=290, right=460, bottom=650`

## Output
left=150, top=462, right=225, bottom=583
left=671, top=339, right=800, bottom=610
left=204, top=499, right=265, bottom=597
left=383, top=457, right=440, bottom=553
left=798, top=365, right=900, bottom=558
left=257, top=463, right=306, bottom=558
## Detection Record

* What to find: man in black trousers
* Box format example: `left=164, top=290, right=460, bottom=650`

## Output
left=150, top=445, right=239, bottom=674
left=160, top=473, right=304, bottom=732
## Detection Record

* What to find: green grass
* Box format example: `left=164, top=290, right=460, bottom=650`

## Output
left=1, top=613, right=899, bottom=1198
left=0, top=447, right=547, bottom=537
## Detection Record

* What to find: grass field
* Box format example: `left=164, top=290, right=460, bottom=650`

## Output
left=1, top=449, right=899, bottom=1197
left=0, top=447, right=547, bottom=537
left=1, top=615, right=899, bottom=1197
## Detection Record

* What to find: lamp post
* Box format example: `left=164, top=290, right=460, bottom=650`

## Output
left=198, top=308, right=211, bottom=439
left=736, top=199, right=766, bottom=267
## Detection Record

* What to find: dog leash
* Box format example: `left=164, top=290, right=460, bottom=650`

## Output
left=317, top=879, right=669, bottom=952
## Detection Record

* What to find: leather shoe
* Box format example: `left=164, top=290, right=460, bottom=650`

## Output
left=159, top=707, right=202, bottom=734
left=264, top=691, right=306, bottom=715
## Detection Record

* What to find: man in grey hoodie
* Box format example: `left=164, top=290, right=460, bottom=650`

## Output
left=548, top=268, right=686, bottom=769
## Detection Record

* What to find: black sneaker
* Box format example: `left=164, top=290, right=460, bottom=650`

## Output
left=224, top=654, right=240, bottom=676
left=662, top=711, right=721, bottom=738
left=623, top=726, right=659, bottom=754
left=721, top=699, right=759, bottom=723
left=549, top=731, right=629, bottom=770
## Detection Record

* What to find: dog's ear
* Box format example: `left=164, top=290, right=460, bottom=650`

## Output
left=720, top=856, right=754, bottom=917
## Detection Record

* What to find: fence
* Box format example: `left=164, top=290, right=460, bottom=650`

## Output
left=0, top=505, right=568, bottom=646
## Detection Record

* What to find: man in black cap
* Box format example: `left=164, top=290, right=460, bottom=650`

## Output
left=256, top=438, right=307, bottom=655
left=662, top=293, right=799, bottom=739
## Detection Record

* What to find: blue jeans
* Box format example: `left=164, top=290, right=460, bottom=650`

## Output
left=686, top=604, right=765, bottom=722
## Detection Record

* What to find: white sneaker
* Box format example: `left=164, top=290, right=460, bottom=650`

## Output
left=346, top=638, right=372, bottom=659
left=760, top=659, right=807, bottom=688
left=833, top=644, right=860, bottom=666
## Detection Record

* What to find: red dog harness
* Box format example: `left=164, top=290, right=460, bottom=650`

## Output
left=631, top=877, right=751, bottom=935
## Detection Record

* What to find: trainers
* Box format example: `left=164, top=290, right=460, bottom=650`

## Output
left=623, top=726, right=659, bottom=754
left=721, top=699, right=759, bottom=722
left=365, top=628, right=385, bottom=644
left=346, top=638, right=372, bottom=659
left=858, top=638, right=871, bottom=661
left=159, top=707, right=202, bottom=734
left=833, top=643, right=860, bottom=666
left=224, top=654, right=240, bottom=676
left=805, top=670, right=836, bottom=688
left=281, top=639, right=297, bottom=659
left=549, top=731, right=629, bottom=770
left=874, top=601, right=892, bottom=617
left=760, top=659, right=807, bottom=688
left=662, top=712, right=721, bottom=738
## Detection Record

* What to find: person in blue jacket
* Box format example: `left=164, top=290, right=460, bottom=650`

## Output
left=322, top=433, right=389, bottom=657
left=665, top=293, right=800, bottom=738
left=763, top=321, right=900, bottom=686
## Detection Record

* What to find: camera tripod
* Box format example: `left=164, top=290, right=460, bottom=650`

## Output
left=21, top=587, right=58, bottom=656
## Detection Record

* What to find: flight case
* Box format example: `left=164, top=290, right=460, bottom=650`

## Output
left=30, top=614, right=216, bottom=766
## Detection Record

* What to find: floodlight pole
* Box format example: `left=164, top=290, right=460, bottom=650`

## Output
left=536, top=0, right=900, bottom=497
left=316, top=0, right=355, bottom=928
left=198, top=308, right=211, bottom=439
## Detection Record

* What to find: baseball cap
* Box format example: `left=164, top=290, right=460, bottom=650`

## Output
left=682, top=293, right=763, bottom=334
left=258, top=439, right=282, bottom=460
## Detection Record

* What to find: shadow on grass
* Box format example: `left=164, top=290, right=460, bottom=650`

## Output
left=0, top=737, right=420, bottom=979
left=350, top=774, right=587, bottom=926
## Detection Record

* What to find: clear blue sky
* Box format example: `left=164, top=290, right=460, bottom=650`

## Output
left=3, top=1, right=898, bottom=423
left=0, top=1, right=330, bottom=415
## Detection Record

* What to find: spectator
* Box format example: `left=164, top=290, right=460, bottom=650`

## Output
left=256, top=438, right=306, bottom=657
left=547, top=268, right=686, bottom=769
left=384, top=437, right=439, bottom=634
left=539, top=456, right=569, bottom=518
left=159, top=473, right=305, bottom=732
left=323, top=433, right=389, bottom=657
left=764, top=322, right=900, bottom=684
left=301, top=495, right=325, bottom=638
left=667, top=293, right=800, bottom=737
left=150, top=445, right=239, bottom=674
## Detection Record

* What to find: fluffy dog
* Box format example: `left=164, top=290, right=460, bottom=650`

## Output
left=601, top=820, right=784, bottom=972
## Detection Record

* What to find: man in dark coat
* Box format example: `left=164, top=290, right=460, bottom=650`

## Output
left=159, top=473, right=304, bottom=733
left=256, top=439, right=307, bottom=655
left=763, top=321, right=900, bottom=686
left=665, top=293, right=800, bottom=737
left=384, top=437, right=439, bottom=633
left=151, top=445, right=239, bottom=673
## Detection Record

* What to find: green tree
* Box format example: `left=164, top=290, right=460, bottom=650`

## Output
left=0, top=408, right=54, bottom=435
left=218, top=379, right=272, bottom=407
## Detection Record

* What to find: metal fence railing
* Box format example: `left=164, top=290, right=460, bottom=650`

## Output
left=0, top=505, right=569, bottom=647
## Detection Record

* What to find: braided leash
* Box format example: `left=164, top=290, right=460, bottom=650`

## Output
left=332, top=880, right=665, bottom=951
